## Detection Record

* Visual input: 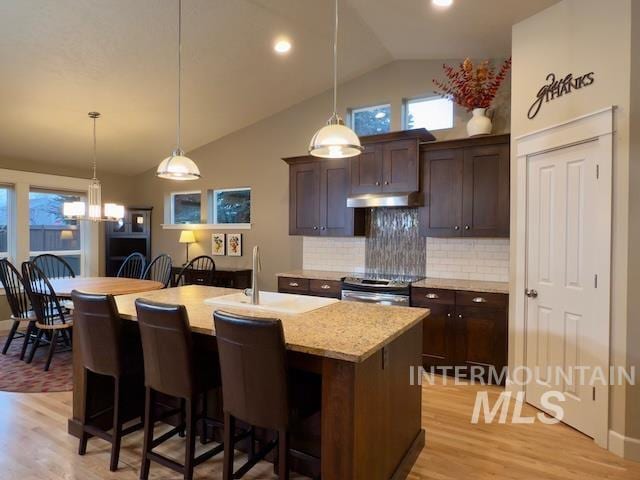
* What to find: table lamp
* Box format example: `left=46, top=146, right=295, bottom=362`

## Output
left=179, top=230, right=196, bottom=265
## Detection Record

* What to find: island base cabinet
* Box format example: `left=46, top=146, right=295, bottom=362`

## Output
left=322, top=323, right=424, bottom=480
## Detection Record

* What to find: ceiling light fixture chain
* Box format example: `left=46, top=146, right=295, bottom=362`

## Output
left=156, top=0, right=201, bottom=180
left=308, top=0, right=363, bottom=158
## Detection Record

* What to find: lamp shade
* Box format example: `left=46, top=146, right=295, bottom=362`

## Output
left=60, top=230, right=74, bottom=241
left=157, top=150, right=201, bottom=181
left=309, top=116, right=363, bottom=159
left=179, top=230, right=196, bottom=244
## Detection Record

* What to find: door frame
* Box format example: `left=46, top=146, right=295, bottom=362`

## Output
left=511, top=107, right=613, bottom=447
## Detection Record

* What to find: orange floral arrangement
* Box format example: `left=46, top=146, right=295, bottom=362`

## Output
left=433, top=57, right=511, bottom=111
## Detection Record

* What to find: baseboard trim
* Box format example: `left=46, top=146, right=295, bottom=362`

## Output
left=609, top=430, right=640, bottom=462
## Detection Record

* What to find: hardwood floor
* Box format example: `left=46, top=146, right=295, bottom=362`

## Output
left=0, top=377, right=638, bottom=479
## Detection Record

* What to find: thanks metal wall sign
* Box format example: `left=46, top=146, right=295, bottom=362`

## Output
left=527, top=71, right=595, bottom=119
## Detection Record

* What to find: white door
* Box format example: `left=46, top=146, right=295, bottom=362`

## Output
left=525, top=140, right=608, bottom=441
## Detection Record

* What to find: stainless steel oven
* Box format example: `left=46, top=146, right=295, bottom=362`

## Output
left=340, top=275, right=422, bottom=306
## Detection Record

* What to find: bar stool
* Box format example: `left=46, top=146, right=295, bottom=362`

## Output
left=71, top=290, right=145, bottom=472
left=213, top=310, right=321, bottom=480
left=135, top=299, right=223, bottom=480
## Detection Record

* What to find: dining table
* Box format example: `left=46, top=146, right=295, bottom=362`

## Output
left=48, top=276, right=164, bottom=297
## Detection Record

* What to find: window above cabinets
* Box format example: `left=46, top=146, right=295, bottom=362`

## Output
left=349, top=104, right=391, bottom=136
left=404, top=96, right=454, bottom=131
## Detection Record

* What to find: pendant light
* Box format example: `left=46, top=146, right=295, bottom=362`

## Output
left=157, top=0, right=201, bottom=180
left=63, top=112, right=125, bottom=222
left=309, top=0, right=363, bottom=159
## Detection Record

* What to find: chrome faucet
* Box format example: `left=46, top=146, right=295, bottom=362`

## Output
left=244, top=245, right=261, bottom=304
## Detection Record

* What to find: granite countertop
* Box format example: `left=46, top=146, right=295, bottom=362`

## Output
left=276, top=270, right=355, bottom=281
left=114, top=285, right=429, bottom=364
left=412, top=277, right=509, bottom=294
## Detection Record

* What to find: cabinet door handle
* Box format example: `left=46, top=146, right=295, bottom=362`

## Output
left=458, top=314, right=463, bottom=319
left=320, top=226, right=326, bottom=230
left=472, top=296, right=487, bottom=303
left=313, top=226, right=318, bottom=230
left=320, top=284, right=331, bottom=290
left=454, top=225, right=460, bottom=231
left=384, top=181, right=389, bottom=185
left=447, top=313, right=452, bottom=319
left=425, top=293, right=439, bottom=299
left=375, top=181, right=381, bottom=186
left=464, top=225, right=470, bottom=230
left=288, top=282, right=299, bottom=287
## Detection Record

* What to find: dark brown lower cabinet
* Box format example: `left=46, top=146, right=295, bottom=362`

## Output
left=411, top=287, right=508, bottom=384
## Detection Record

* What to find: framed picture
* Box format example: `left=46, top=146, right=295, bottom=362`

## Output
left=226, top=233, right=243, bottom=257
left=211, top=233, right=226, bottom=256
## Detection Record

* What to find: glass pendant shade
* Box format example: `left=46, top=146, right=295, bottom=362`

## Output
left=87, top=178, right=102, bottom=220
left=63, top=201, right=86, bottom=218
left=157, top=148, right=201, bottom=180
left=309, top=114, right=363, bottom=159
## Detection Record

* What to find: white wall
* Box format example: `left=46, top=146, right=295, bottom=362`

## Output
left=511, top=0, right=637, bottom=458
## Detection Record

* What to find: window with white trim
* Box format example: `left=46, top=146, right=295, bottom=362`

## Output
left=349, top=104, right=391, bottom=136
left=404, top=96, right=454, bottom=131
left=170, top=191, right=202, bottom=224
left=209, top=188, right=251, bottom=225
left=0, top=186, right=9, bottom=259
left=29, top=189, right=83, bottom=275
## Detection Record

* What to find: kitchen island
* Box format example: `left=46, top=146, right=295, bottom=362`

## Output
left=68, top=285, right=428, bottom=479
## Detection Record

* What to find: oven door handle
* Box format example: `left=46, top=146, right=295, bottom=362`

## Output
left=341, top=291, right=410, bottom=305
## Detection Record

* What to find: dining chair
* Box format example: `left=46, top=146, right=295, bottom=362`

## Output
left=214, top=310, right=321, bottom=480
left=32, top=253, right=76, bottom=279
left=0, top=259, right=35, bottom=359
left=116, top=252, right=146, bottom=279
left=143, top=254, right=173, bottom=288
left=175, top=255, right=216, bottom=287
left=21, top=261, right=73, bottom=371
left=135, top=299, right=223, bottom=480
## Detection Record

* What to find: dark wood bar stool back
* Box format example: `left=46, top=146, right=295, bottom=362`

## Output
left=21, top=261, right=73, bottom=371
left=32, top=253, right=76, bottom=279
left=71, top=290, right=144, bottom=472
left=0, top=259, right=34, bottom=358
left=135, top=299, right=223, bottom=480
left=117, top=252, right=146, bottom=279
left=214, top=310, right=292, bottom=480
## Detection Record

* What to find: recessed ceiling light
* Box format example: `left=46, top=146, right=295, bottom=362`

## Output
left=274, top=39, right=292, bottom=54
left=432, top=0, right=453, bottom=7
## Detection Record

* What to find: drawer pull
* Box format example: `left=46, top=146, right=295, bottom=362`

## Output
left=472, top=296, right=487, bottom=303
left=446, top=313, right=452, bottom=319
left=425, top=293, right=439, bottom=299
left=320, top=284, right=331, bottom=290
left=288, top=282, right=299, bottom=287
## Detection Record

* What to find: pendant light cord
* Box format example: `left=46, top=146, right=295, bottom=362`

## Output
left=176, top=0, right=182, bottom=151
left=333, top=0, right=338, bottom=115
left=92, top=114, right=97, bottom=180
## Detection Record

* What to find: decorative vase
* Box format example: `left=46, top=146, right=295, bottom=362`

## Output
left=466, top=108, right=492, bottom=136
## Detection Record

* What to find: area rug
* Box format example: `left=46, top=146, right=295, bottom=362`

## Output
left=0, top=335, right=73, bottom=393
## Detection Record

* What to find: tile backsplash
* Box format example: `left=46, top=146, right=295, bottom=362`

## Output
left=302, top=236, right=366, bottom=273
left=425, top=237, right=510, bottom=282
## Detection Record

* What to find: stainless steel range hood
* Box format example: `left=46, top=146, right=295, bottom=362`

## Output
left=347, top=191, right=423, bottom=208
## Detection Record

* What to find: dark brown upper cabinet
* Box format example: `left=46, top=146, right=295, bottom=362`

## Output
left=420, top=134, right=510, bottom=238
left=350, top=129, right=434, bottom=195
left=285, top=156, right=366, bottom=237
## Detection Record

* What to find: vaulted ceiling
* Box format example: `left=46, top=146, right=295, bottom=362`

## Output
left=0, top=0, right=557, bottom=175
